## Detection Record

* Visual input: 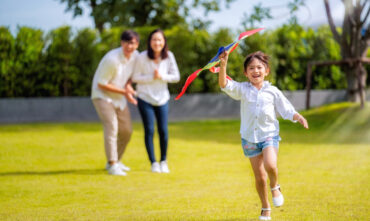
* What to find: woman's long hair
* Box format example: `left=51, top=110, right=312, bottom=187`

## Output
left=147, top=29, right=168, bottom=60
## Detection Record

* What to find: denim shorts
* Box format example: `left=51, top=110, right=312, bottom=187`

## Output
left=241, top=135, right=281, bottom=158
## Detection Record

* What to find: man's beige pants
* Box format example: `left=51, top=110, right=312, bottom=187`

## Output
left=92, top=99, right=132, bottom=162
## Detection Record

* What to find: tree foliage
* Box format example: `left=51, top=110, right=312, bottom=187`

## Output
left=0, top=27, right=16, bottom=97
left=309, top=25, right=345, bottom=89
left=0, top=23, right=347, bottom=98
left=44, top=26, right=77, bottom=96
left=59, top=0, right=235, bottom=32
left=71, top=28, right=99, bottom=96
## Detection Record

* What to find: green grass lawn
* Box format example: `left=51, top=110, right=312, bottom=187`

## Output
left=0, top=102, right=369, bottom=221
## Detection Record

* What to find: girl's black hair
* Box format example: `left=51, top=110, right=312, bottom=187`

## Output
left=147, top=29, right=168, bottom=60
left=243, top=51, right=270, bottom=71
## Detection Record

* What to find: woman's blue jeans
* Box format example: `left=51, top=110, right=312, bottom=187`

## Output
left=137, top=98, right=169, bottom=163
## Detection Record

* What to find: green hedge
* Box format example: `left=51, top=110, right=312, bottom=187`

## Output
left=0, top=24, right=348, bottom=97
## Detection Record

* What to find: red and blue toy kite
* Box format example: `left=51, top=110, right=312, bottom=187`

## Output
left=175, top=28, right=264, bottom=100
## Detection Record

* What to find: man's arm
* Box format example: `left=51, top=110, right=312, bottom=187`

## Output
left=98, top=83, right=126, bottom=95
left=98, top=82, right=137, bottom=105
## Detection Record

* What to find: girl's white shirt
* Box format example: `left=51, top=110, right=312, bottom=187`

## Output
left=91, top=47, right=139, bottom=110
left=221, top=79, right=297, bottom=143
left=132, top=50, right=180, bottom=106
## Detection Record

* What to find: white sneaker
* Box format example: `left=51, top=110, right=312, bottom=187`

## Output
left=160, top=161, right=170, bottom=173
left=118, top=162, right=130, bottom=171
left=108, top=163, right=127, bottom=176
left=151, top=162, right=161, bottom=173
left=105, top=162, right=130, bottom=171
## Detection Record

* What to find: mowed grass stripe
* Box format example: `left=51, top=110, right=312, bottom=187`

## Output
left=0, top=102, right=369, bottom=220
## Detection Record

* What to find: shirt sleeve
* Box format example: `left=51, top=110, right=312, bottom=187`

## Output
left=220, top=79, right=243, bottom=100
left=132, top=55, right=154, bottom=83
left=161, top=52, right=180, bottom=83
left=274, top=89, right=298, bottom=122
left=96, top=58, right=116, bottom=85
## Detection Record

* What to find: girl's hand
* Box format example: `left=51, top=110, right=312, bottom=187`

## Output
left=294, top=113, right=309, bottom=129
left=154, top=69, right=162, bottom=80
left=218, top=50, right=229, bottom=88
left=219, top=51, right=229, bottom=68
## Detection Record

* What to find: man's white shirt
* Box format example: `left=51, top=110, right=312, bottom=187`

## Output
left=91, top=47, right=139, bottom=110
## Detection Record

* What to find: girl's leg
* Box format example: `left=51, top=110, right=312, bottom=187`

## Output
left=262, top=146, right=280, bottom=197
left=249, top=154, right=271, bottom=216
left=138, top=98, right=156, bottom=163
left=153, top=102, right=169, bottom=162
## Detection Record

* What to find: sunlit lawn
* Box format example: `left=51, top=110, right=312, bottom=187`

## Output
left=0, top=102, right=369, bottom=220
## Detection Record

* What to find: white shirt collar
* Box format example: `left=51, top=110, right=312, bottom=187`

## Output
left=119, top=47, right=136, bottom=63
left=246, top=81, right=271, bottom=90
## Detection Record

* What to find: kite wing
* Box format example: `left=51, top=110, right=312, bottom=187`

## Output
left=175, top=28, right=264, bottom=100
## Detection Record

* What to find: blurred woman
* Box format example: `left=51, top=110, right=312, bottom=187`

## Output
left=132, top=29, right=180, bottom=173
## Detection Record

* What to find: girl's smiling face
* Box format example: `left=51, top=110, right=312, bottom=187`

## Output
left=244, top=58, right=269, bottom=89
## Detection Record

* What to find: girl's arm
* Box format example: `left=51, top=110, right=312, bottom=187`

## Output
left=293, top=113, right=309, bottom=129
left=275, top=89, right=309, bottom=129
left=218, top=51, right=229, bottom=88
left=218, top=51, right=243, bottom=100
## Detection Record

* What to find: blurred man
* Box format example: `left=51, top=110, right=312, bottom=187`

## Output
left=91, top=30, right=139, bottom=176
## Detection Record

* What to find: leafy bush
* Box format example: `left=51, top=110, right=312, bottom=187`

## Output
left=0, top=24, right=350, bottom=98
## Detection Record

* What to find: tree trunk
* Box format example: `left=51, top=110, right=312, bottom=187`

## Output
left=358, top=63, right=367, bottom=107
left=95, top=20, right=104, bottom=33
left=63, top=78, right=69, bottom=97
left=89, top=0, right=104, bottom=33
left=344, top=64, right=367, bottom=105
left=344, top=60, right=367, bottom=108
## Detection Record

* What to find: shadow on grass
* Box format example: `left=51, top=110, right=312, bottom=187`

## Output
left=213, top=219, right=256, bottom=221
left=0, top=168, right=104, bottom=176
left=1, top=103, right=369, bottom=145
left=0, top=122, right=102, bottom=133
left=169, top=102, right=370, bottom=145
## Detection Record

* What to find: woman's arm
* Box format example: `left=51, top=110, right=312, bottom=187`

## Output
left=132, top=56, right=155, bottom=83
left=159, top=52, right=180, bottom=83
